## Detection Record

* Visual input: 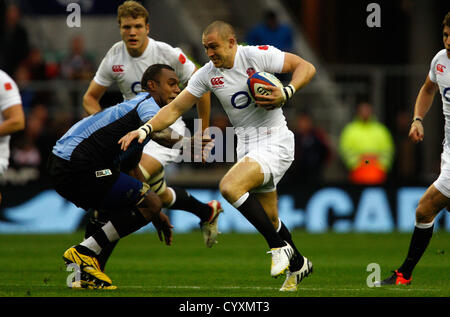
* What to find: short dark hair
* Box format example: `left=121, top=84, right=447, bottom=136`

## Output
left=140, top=64, right=175, bottom=91
left=443, top=12, right=450, bottom=28
left=203, top=20, right=236, bottom=41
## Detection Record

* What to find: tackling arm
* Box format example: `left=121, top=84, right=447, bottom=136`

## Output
left=151, top=127, right=184, bottom=148
left=149, top=89, right=199, bottom=132
left=119, top=89, right=199, bottom=150
left=189, top=67, right=211, bottom=132
left=196, top=91, right=211, bottom=132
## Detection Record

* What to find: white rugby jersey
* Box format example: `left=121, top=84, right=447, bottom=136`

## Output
left=186, top=45, right=286, bottom=137
left=429, top=49, right=450, bottom=148
left=0, top=70, right=22, bottom=161
left=94, top=37, right=196, bottom=100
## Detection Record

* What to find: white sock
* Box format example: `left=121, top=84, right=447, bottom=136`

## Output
left=80, top=236, right=102, bottom=255
left=415, top=220, right=435, bottom=229
left=166, top=187, right=176, bottom=208
left=232, top=192, right=249, bottom=209
left=79, top=221, right=120, bottom=255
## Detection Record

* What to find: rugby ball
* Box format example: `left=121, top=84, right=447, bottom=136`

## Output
left=247, top=72, right=283, bottom=100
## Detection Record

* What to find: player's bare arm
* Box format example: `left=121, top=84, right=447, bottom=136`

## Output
left=83, top=80, right=108, bottom=115
left=189, top=67, right=212, bottom=131
left=150, top=127, right=181, bottom=148
left=255, top=53, right=316, bottom=109
left=119, top=89, right=199, bottom=150
left=409, top=75, right=438, bottom=143
left=0, top=104, right=25, bottom=136
left=196, top=91, right=211, bottom=131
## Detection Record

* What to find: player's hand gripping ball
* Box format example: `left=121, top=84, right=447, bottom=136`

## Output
left=247, top=72, right=283, bottom=100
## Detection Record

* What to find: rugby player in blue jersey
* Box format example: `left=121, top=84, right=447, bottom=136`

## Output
left=48, top=64, right=207, bottom=289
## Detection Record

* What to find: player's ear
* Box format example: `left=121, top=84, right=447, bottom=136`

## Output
left=146, top=23, right=150, bottom=35
left=146, top=80, right=157, bottom=91
left=228, top=37, right=235, bottom=47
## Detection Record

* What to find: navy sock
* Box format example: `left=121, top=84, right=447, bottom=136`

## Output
left=169, top=187, right=211, bottom=222
left=84, top=209, right=118, bottom=271
left=398, top=224, right=434, bottom=279
left=234, top=193, right=285, bottom=249
left=278, top=221, right=304, bottom=271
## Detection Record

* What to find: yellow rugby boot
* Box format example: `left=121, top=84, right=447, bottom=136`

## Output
left=63, top=246, right=115, bottom=288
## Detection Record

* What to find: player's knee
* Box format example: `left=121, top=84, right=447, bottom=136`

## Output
left=415, top=209, right=436, bottom=224
left=158, top=188, right=173, bottom=208
left=415, top=197, right=438, bottom=223
left=219, top=179, right=236, bottom=202
left=270, top=216, right=279, bottom=229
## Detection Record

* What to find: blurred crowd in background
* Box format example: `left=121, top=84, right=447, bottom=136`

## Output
left=0, top=0, right=446, bottom=189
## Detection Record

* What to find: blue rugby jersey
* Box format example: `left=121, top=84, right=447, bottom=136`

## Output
left=52, top=92, right=159, bottom=169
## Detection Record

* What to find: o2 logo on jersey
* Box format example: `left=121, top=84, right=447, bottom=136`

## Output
left=444, top=87, right=450, bottom=102
left=258, top=45, right=269, bottom=50
left=131, top=81, right=141, bottom=95
left=231, top=91, right=252, bottom=109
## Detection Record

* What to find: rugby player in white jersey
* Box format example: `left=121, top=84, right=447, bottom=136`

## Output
left=378, top=12, right=450, bottom=286
left=82, top=1, right=222, bottom=271
left=0, top=69, right=25, bottom=206
left=119, top=21, right=316, bottom=291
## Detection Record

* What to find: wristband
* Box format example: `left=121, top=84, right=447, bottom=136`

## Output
left=412, top=117, right=423, bottom=124
left=138, top=123, right=153, bottom=139
left=283, top=84, right=295, bottom=101
left=281, top=84, right=296, bottom=104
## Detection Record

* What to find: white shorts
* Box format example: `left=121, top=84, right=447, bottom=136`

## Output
left=433, top=146, right=450, bottom=198
left=236, top=126, right=295, bottom=193
left=143, top=117, right=186, bottom=167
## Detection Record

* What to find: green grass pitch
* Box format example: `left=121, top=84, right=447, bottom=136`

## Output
left=0, top=231, right=448, bottom=298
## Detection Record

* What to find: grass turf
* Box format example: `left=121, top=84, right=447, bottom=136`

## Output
left=0, top=231, right=448, bottom=298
